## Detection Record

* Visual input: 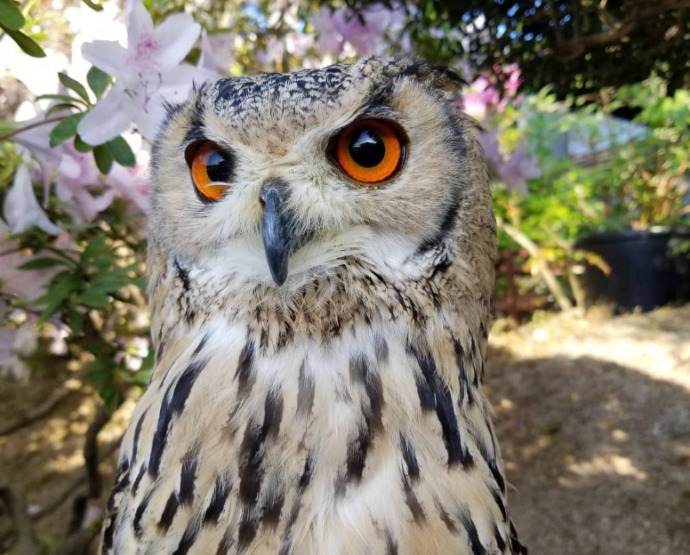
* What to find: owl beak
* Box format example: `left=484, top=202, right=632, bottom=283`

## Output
left=260, top=181, right=291, bottom=286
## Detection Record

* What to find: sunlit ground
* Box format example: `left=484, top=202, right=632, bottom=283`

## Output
left=1, top=306, right=689, bottom=554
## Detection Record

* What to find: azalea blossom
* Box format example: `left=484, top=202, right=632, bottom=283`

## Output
left=311, top=3, right=410, bottom=57
left=2, top=164, right=62, bottom=235
left=478, top=129, right=540, bottom=194
left=77, top=0, right=214, bottom=144
left=13, top=103, right=150, bottom=220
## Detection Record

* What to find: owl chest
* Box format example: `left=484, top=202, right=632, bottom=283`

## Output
left=117, top=319, right=499, bottom=554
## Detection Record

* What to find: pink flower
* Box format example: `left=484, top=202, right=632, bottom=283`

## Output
left=497, top=142, right=541, bottom=194
left=311, top=3, right=409, bottom=57
left=77, top=0, right=212, bottom=144
left=478, top=129, right=540, bottom=194
left=56, top=146, right=116, bottom=221
left=2, top=165, right=62, bottom=235
left=198, top=31, right=233, bottom=74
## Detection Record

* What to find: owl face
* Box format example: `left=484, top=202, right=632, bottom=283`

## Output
left=151, top=57, right=482, bottom=289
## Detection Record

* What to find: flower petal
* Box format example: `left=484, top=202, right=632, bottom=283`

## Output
left=77, top=86, right=132, bottom=145
left=126, top=0, right=154, bottom=49
left=151, top=13, right=201, bottom=70
left=81, top=40, right=128, bottom=80
left=2, top=165, right=62, bottom=235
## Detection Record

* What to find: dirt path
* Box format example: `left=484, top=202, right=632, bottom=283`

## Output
left=1, top=307, right=688, bottom=554
left=487, top=307, right=690, bottom=554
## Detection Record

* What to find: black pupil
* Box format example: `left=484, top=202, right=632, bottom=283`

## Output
left=205, top=149, right=234, bottom=182
left=349, top=129, right=385, bottom=168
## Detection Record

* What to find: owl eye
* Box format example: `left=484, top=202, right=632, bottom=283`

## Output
left=187, top=141, right=234, bottom=202
left=333, top=119, right=407, bottom=185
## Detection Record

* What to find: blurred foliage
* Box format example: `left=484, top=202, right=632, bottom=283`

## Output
left=342, top=0, right=690, bottom=97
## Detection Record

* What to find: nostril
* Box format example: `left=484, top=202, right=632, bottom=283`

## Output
left=259, top=198, right=266, bottom=209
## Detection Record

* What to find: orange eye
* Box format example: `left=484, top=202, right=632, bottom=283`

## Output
left=334, top=119, right=406, bottom=185
left=189, top=141, right=234, bottom=201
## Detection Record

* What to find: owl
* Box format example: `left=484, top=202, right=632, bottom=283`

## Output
left=101, top=57, right=526, bottom=555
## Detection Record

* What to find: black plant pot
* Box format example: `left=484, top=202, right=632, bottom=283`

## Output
left=575, top=228, right=690, bottom=312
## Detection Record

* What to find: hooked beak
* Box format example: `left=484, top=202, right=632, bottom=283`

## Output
left=260, top=180, right=291, bottom=286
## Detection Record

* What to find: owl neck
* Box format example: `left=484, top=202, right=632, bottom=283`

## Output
left=147, top=235, right=492, bottom=363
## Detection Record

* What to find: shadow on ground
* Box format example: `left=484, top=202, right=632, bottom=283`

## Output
left=486, top=350, right=690, bottom=555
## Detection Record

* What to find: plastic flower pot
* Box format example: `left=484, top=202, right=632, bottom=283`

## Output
left=575, top=228, right=690, bottom=312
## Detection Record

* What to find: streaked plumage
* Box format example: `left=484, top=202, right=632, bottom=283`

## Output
left=102, top=57, right=526, bottom=555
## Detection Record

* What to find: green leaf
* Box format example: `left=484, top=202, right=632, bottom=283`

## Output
left=0, top=0, right=25, bottom=30
left=93, top=144, right=113, bottom=174
left=106, top=136, right=135, bottom=167
left=19, top=257, right=68, bottom=270
left=45, top=102, right=80, bottom=117
left=86, top=66, right=108, bottom=99
left=66, top=307, right=84, bottom=335
left=58, top=72, right=90, bottom=104
left=81, top=236, right=106, bottom=262
left=49, top=113, right=84, bottom=147
left=2, top=27, right=46, bottom=57
left=73, top=135, right=93, bottom=152
left=35, top=93, right=87, bottom=106
left=80, top=290, right=111, bottom=309
left=89, top=279, right=131, bottom=294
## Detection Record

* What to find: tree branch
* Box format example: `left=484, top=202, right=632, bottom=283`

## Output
left=0, top=482, right=41, bottom=555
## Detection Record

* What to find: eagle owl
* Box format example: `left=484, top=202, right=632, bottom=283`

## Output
left=102, top=57, right=526, bottom=555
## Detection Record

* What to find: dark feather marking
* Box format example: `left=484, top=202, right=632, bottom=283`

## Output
left=375, top=334, right=389, bottom=363
left=158, top=491, right=179, bottom=531
left=192, top=332, right=210, bottom=357
left=437, top=501, right=457, bottom=533
left=108, top=460, right=130, bottom=505
left=416, top=177, right=462, bottom=255
left=204, top=476, right=231, bottom=524
left=130, top=410, right=148, bottom=465
left=172, top=518, right=201, bottom=555
left=400, top=435, right=420, bottom=482
left=349, top=354, right=384, bottom=433
left=174, top=259, right=191, bottom=291
left=149, top=360, right=205, bottom=477
left=410, top=343, right=473, bottom=468
left=238, top=510, right=258, bottom=549
left=489, top=459, right=506, bottom=494
left=510, top=521, right=528, bottom=554
left=460, top=511, right=487, bottom=555
left=494, top=525, right=507, bottom=552
left=385, top=529, right=399, bottom=555
left=131, top=464, right=146, bottom=497
left=453, top=338, right=475, bottom=406
left=102, top=512, right=117, bottom=550
left=156, top=337, right=166, bottom=361
left=296, top=361, right=315, bottom=417
left=179, top=452, right=198, bottom=505
left=239, top=387, right=283, bottom=505
left=491, top=488, right=508, bottom=522
left=345, top=425, right=370, bottom=483
left=299, top=454, right=314, bottom=490
left=401, top=472, right=425, bottom=523
left=215, top=528, right=234, bottom=555
left=235, top=339, right=255, bottom=397
left=133, top=489, right=154, bottom=538
left=262, top=490, right=285, bottom=528
left=103, top=461, right=128, bottom=549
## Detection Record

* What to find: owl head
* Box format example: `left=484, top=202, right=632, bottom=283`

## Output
left=150, top=57, right=494, bottom=298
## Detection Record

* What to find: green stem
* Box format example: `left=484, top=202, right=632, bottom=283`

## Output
left=0, top=116, right=64, bottom=143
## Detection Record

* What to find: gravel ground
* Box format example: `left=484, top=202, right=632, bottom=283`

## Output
left=1, top=306, right=689, bottom=554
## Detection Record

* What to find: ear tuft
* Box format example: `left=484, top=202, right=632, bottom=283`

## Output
left=396, top=59, right=466, bottom=95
